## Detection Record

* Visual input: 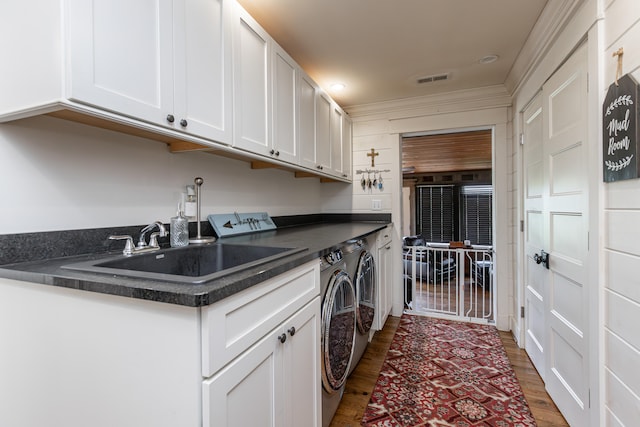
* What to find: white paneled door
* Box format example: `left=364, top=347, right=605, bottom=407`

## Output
left=523, top=92, right=545, bottom=378
left=523, top=43, right=590, bottom=426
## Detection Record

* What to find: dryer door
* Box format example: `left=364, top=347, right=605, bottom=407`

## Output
left=355, top=251, right=376, bottom=334
left=321, top=269, right=356, bottom=393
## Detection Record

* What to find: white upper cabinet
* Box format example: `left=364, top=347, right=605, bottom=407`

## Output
left=173, top=0, right=233, bottom=144
left=270, top=43, right=298, bottom=164
left=297, top=71, right=318, bottom=170
left=232, top=5, right=271, bottom=154
left=232, top=4, right=299, bottom=166
left=342, top=114, right=353, bottom=180
left=330, top=102, right=344, bottom=177
left=67, top=0, right=233, bottom=144
left=315, top=90, right=332, bottom=173
left=67, top=0, right=175, bottom=125
left=0, top=0, right=351, bottom=182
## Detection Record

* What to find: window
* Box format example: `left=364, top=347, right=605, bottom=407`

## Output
left=416, top=185, right=456, bottom=243
left=415, top=184, right=493, bottom=245
left=460, top=185, right=493, bottom=245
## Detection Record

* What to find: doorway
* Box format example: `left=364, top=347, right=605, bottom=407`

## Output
left=401, top=129, right=495, bottom=323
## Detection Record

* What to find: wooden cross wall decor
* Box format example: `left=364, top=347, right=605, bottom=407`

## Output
left=367, top=148, right=379, bottom=167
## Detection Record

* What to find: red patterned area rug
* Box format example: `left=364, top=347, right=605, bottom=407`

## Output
left=361, top=314, right=537, bottom=426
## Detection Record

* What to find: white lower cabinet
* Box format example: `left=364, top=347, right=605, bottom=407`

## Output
left=201, top=260, right=321, bottom=427
left=203, top=297, right=320, bottom=427
left=0, top=260, right=321, bottom=427
left=375, top=227, right=393, bottom=330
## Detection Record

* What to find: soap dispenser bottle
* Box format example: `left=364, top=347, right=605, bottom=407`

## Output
left=170, top=203, right=189, bottom=247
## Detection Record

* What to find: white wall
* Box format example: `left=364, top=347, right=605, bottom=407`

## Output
left=347, top=86, right=513, bottom=329
left=0, top=115, right=330, bottom=234
left=602, top=0, right=640, bottom=424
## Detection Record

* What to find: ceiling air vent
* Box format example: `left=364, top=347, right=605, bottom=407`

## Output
left=417, top=73, right=450, bottom=84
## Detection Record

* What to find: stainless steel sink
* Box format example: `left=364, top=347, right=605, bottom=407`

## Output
left=62, top=243, right=305, bottom=284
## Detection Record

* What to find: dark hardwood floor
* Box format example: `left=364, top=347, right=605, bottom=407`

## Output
left=329, top=315, right=568, bottom=427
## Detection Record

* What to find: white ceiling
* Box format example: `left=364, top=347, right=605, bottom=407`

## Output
left=237, top=0, right=548, bottom=109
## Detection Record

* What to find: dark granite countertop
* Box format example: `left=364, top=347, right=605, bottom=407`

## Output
left=0, top=222, right=390, bottom=307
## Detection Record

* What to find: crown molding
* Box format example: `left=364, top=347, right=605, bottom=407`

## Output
left=505, top=0, right=586, bottom=97
left=345, top=85, right=511, bottom=122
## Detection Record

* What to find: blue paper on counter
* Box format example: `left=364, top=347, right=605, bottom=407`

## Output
left=208, top=212, right=276, bottom=237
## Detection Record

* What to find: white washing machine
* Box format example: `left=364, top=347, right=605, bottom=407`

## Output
left=320, top=248, right=356, bottom=427
left=344, top=238, right=376, bottom=376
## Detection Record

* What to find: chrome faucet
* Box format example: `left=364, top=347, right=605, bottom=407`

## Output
left=137, top=221, right=167, bottom=249
left=108, top=221, right=168, bottom=256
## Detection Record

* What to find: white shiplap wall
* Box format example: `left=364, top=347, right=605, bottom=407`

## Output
left=351, top=133, right=396, bottom=213
left=603, top=0, right=640, bottom=424
left=320, top=132, right=397, bottom=214
left=348, top=89, right=512, bottom=328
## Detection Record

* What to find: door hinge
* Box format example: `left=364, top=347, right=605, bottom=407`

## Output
left=519, top=133, right=525, bottom=145
left=520, top=306, right=525, bottom=318
left=520, top=220, right=524, bottom=232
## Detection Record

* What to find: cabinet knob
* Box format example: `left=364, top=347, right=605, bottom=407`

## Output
left=278, top=333, right=287, bottom=343
left=275, top=151, right=280, bottom=156
left=317, top=165, right=323, bottom=170
left=166, top=114, right=175, bottom=123
left=288, top=327, right=296, bottom=337
left=180, top=119, right=188, bottom=127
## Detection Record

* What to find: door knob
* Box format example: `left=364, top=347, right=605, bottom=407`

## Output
left=534, top=250, right=549, bottom=269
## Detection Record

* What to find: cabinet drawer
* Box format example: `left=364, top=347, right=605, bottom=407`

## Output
left=377, top=226, right=392, bottom=248
left=201, top=260, right=320, bottom=377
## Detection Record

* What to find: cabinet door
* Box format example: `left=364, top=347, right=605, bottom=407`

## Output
left=67, top=0, right=174, bottom=125
left=203, top=327, right=283, bottom=427
left=315, top=91, right=332, bottom=172
left=233, top=4, right=270, bottom=154
left=330, top=102, right=343, bottom=177
left=282, top=298, right=321, bottom=427
left=271, top=43, right=298, bottom=164
left=376, top=240, right=393, bottom=330
left=341, top=115, right=353, bottom=180
left=173, top=0, right=233, bottom=144
left=298, top=71, right=317, bottom=170
left=203, top=298, right=321, bottom=427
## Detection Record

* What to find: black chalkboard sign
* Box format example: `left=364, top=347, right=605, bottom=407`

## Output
left=603, top=74, right=640, bottom=182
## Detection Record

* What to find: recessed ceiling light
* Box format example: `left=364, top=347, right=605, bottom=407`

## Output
left=479, top=55, right=499, bottom=64
left=330, top=83, right=346, bottom=91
